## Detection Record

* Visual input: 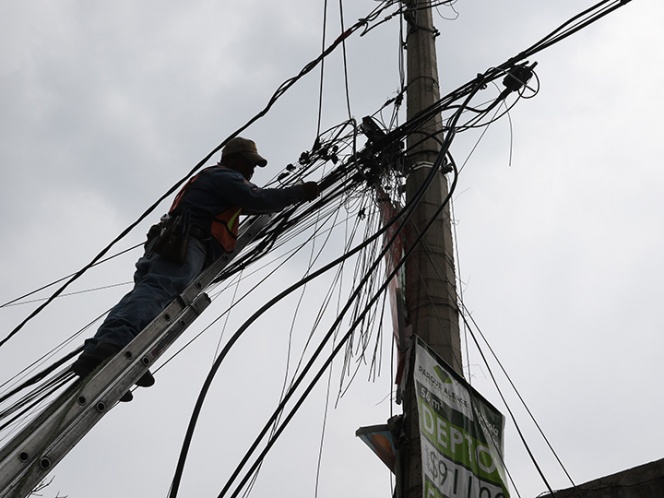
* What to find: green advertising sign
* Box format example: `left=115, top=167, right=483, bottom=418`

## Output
left=414, top=340, right=509, bottom=498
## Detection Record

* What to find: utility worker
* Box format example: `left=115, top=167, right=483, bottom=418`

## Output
left=71, top=137, right=319, bottom=397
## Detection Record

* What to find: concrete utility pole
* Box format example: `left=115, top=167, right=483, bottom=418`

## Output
left=401, top=1, right=462, bottom=498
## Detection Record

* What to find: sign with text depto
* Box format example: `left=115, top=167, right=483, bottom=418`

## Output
left=414, top=340, right=509, bottom=498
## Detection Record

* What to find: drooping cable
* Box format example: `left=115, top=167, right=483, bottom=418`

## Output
left=0, top=350, right=79, bottom=408
left=1, top=282, right=133, bottom=308
left=407, top=161, right=562, bottom=494
left=315, top=0, right=329, bottom=139
left=0, top=370, right=74, bottom=436
left=407, top=116, right=570, bottom=493
left=459, top=302, right=582, bottom=496
left=459, top=308, right=556, bottom=496
left=313, top=350, right=334, bottom=498
left=214, top=135, right=462, bottom=498
left=0, top=244, right=141, bottom=309
left=169, top=78, right=477, bottom=496
left=1, top=0, right=630, bottom=355
left=338, top=0, right=353, bottom=120
left=0, top=312, right=109, bottom=434
left=0, top=0, right=403, bottom=350
left=0, top=2, right=636, bottom=490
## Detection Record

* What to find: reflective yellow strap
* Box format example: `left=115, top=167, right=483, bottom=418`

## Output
left=227, top=209, right=241, bottom=229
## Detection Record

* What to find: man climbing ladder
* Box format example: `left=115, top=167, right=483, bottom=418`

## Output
left=71, top=137, right=319, bottom=399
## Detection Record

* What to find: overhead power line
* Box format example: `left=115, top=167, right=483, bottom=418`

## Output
left=0, top=2, right=636, bottom=495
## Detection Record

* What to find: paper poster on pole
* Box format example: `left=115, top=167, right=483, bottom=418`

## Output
left=414, top=339, right=509, bottom=498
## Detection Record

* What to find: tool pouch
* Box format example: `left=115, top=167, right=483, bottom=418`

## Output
left=148, top=211, right=190, bottom=265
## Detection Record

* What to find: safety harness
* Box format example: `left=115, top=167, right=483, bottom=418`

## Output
left=169, top=169, right=242, bottom=253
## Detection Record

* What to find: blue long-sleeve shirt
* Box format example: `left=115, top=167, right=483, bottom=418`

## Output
left=172, top=165, right=305, bottom=254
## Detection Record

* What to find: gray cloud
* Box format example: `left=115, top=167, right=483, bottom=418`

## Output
left=1, top=1, right=663, bottom=497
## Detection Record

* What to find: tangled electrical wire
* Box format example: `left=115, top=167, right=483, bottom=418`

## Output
left=165, top=2, right=636, bottom=496
left=0, top=0, right=634, bottom=496
left=167, top=82, right=483, bottom=498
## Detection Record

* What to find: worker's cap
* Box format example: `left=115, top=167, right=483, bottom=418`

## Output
left=221, top=137, right=267, bottom=167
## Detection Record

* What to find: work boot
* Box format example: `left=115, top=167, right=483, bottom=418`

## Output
left=71, top=343, right=155, bottom=388
left=71, top=343, right=121, bottom=377
left=70, top=353, right=102, bottom=378
left=135, top=370, right=155, bottom=387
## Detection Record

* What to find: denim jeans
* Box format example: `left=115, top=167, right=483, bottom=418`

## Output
left=83, top=237, right=207, bottom=353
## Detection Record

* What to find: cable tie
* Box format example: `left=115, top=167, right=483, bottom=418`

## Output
left=410, top=161, right=435, bottom=172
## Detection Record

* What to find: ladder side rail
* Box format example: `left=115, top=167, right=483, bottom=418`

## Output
left=0, top=285, right=207, bottom=470
left=0, top=295, right=210, bottom=498
left=135, top=213, right=274, bottom=368
left=0, top=214, right=273, bottom=497
left=192, top=213, right=275, bottom=290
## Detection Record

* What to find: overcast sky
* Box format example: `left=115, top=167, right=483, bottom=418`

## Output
left=1, top=1, right=663, bottom=497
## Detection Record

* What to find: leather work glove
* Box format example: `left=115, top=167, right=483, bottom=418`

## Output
left=300, top=181, right=320, bottom=201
